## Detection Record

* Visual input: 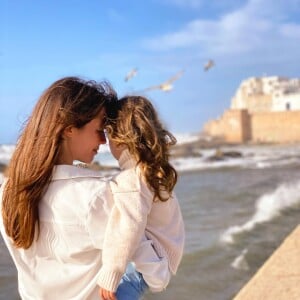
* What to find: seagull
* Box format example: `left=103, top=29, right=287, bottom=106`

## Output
left=204, top=59, right=215, bottom=71
left=141, top=70, right=185, bottom=92
left=124, top=68, right=138, bottom=82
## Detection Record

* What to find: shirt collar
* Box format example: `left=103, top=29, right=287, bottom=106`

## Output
left=52, top=164, right=105, bottom=180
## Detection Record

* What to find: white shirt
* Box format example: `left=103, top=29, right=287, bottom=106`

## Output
left=0, top=165, right=113, bottom=300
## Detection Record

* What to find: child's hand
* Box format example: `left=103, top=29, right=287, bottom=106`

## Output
left=99, top=287, right=116, bottom=300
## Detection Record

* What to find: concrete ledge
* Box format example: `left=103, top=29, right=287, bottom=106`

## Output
left=233, top=225, right=300, bottom=300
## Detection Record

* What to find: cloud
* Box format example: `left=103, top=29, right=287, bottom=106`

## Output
left=143, top=19, right=218, bottom=50
left=142, top=0, right=300, bottom=56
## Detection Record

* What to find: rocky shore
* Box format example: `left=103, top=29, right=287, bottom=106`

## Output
left=171, top=136, right=244, bottom=161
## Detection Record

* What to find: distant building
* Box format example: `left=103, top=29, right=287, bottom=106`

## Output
left=204, top=76, right=300, bottom=143
left=231, top=76, right=300, bottom=112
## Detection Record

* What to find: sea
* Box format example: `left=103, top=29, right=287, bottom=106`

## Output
left=1, top=133, right=300, bottom=300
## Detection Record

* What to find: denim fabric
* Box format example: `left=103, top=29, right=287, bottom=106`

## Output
left=116, top=263, right=148, bottom=300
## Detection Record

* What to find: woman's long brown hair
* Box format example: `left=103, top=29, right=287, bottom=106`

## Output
left=106, top=96, right=177, bottom=202
left=2, top=76, right=116, bottom=249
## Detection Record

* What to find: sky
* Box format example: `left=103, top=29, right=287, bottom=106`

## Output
left=1, top=0, right=300, bottom=144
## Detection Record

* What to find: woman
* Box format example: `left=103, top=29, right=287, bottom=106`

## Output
left=0, top=76, right=116, bottom=299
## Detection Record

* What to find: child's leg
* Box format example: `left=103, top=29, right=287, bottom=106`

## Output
left=115, top=263, right=148, bottom=300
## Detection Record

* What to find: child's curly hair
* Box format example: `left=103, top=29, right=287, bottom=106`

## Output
left=106, top=95, right=177, bottom=201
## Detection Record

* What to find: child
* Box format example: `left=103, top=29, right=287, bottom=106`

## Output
left=97, top=96, right=185, bottom=300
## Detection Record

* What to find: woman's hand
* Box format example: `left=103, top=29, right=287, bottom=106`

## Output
left=99, top=287, right=117, bottom=300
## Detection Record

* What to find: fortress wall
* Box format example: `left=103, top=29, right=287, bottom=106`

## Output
left=204, top=110, right=300, bottom=144
left=203, top=119, right=225, bottom=138
left=251, top=111, right=300, bottom=143
left=221, top=110, right=250, bottom=143
left=203, top=109, right=251, bottom=143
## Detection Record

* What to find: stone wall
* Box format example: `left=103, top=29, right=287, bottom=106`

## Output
left=204, top=109, right=300, bottom=143
left=251, top=111, right=300, bottom=143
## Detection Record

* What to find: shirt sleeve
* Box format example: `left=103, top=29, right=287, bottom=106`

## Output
left=96, top=169, right=153, bottom=292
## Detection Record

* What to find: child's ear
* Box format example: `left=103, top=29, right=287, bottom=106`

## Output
left=118, top=144, right=127, bottom=151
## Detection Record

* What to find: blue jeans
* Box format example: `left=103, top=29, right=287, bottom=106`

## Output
left=116, top=263, right=148, bottom=300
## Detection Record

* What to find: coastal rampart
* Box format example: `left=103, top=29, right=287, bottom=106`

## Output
left=204, top=109, right=300, bottom=143
left=251, top=111, right=300, bottom=143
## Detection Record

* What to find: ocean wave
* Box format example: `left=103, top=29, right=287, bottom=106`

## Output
left=220, top=180, right=300, bottom=244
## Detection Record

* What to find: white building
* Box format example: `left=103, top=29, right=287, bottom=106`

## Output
left=231, top=76, right=300, bottom=112
left=272, top=93, right=300, bottom=111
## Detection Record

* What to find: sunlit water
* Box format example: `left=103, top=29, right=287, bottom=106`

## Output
left=145, top=165, right=300, bottom=299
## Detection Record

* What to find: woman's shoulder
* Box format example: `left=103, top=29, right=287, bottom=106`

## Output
left=43, top=166, right=111, bottom=213
left=48, top=165, right=110, bottom=203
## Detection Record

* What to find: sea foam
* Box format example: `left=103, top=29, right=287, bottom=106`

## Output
left=220, top=180, right=300, bottom=244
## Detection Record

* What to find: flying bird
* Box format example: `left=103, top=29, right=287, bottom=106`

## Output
left=141, top=70, right=185, bottom=93
left=204, top=59, right=215, bottom=71
left=124, top=68, right=138, bottom=82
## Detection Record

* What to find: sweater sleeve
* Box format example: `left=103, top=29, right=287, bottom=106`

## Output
left=96, top=169, right=153, bottom=292
left=86, top=181, right=114, bottom=249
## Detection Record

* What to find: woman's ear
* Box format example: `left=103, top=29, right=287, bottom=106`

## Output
left=62, top=126, right=74, bottom=138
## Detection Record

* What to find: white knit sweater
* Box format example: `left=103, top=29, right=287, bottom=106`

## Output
left=97, top=149, right=185, bottom=292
